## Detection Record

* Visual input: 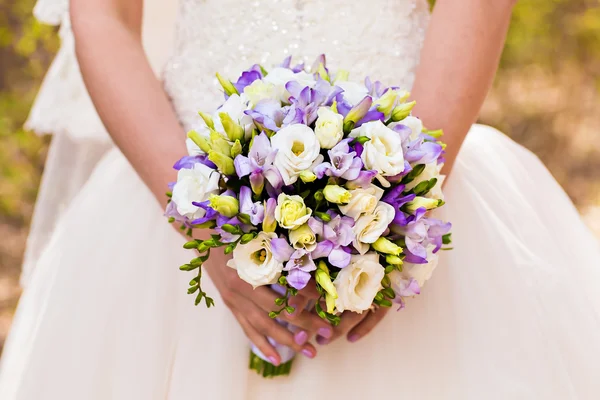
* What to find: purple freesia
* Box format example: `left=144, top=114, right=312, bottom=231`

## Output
left=173, top=155, right=216, bottom=170
left=391, top=208, right=451, bottom=263
left=365, top=76, right=386, bottom=98
left=345, top=170, right=378, bottom=189
left=308, top=214, right=354, bottom=268
left=356, top=109, right=385, bottom=127
left=234, top=65, right=263, bottom=93
left=245, top=100, right=285, bottom=132
left=234, top=132, right=283, bottom=194
left=382, top=184, right=416, bottom=226
left=271, top=238, right=294, bottom=263
left=285, top=80, right=342, bottom=125
left=284, top=250, right=317, bottom=290
left=190, top=200, right=218, bottom=226
left=313, top=139, right=362, bottom=180
left=403, top=137, right=443, bottom=164
left=393, top=277, right=421, bottom=310
left=239, top=186, right=264, bottom=225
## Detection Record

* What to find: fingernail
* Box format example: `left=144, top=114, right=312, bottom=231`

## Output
left=316, top=335, right=330, bottom=346
left=294, top=331, right=308, bottom=345
left=268, top=356, right=280, bottom=366
left=318, top=327, right=332, bottom=338
left=301, top=349, right=315, bottom=359
left=348, top=334, right=360, bottom=343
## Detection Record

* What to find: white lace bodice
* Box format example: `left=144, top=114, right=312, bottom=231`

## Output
left=28, top=0, right=429, bottom=139
left=163, top=0, right=431, bottom=131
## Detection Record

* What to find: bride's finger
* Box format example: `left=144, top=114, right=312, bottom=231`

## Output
left=346, top=307, right=390, bottom=342
left=236, top=314, right=281, bottom=366
left=317, top=310, right=367, bottom=345
left=249, top=287, right=333, bottom=336
left=250, top=309, right=317, bottom=358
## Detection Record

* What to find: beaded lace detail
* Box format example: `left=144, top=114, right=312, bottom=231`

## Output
left=163, top=0, right=431, bottom=131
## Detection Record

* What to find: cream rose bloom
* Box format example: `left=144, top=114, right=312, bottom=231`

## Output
left=243, top=79, right=277, bottom=106
left=227, top=232, right=283, bottom=288
left=271, top=124, right=321, bottom=185
left=314, top=107, right=344, bottom=149
left=274, top=193, right=312, bottom=230
left=350, top=120, right=405, bottom=177
left=171, top=163, right=220, bottom=219
left=338, top=184, right=384, bottom=220
left=336, top=80, right=369, bottom=105
left=288, top=223, right=317, bottom=251
left=334, top=253, right=385, bottom=313
left=405, top=162, right=446, bottom=200
left=352, top=201, right=396, bottom=254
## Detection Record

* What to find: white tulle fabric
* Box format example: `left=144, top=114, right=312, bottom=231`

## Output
left=3, top=0, right=600, bottom=398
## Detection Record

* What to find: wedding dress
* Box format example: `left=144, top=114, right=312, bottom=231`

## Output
left=2, top=0, right=600, bottom=398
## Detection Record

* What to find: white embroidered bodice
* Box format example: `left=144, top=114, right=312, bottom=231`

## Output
left=28, top=0, right=429, bottom=139
left=163, top=0, right=431, bottom=131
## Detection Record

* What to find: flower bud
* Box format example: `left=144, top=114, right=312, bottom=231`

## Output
left=316, top=261, right=338, bottom=304
left=374, top=89, right=403, bottom=116
left=240, top=232, right=256, bottom=244
left=209, top=130, right=232, bottom=156
left=230, top=139, right=242, bottom=158
left=404, top=197, right=443, bottom=213
left=314, top=211, right=331, bottom=222
left=209, top=194, right=239, bottom=218
left=216, top=72, right=239, bottom=96
left=334, top=69, right=349, bottom=83
left=208, top=150, right=235, bottom=176
left=372, top=237, right=403, bottom=256
left=323, top=185, right=351, bottom=204
left=187, top=130, right=211, bottom=153
left=385, top=254, right=404, bottom=266
left=220, top=224, right=241, bottom=234
left=316, top=63, right=330, bottom=83
left=262, top=198, right=278, bottom=233
left=343, top=96, right=372, bottom=133
left=390, top=100, right=416, bottom=122
left=299, top=170, right=317, bottom=183
left=219, top=112, right=245, bottom=142
left=198, top=111, right=215, bottom=129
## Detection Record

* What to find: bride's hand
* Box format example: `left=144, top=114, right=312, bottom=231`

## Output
left=316, top=307, right=390, bottom=345
left=203, top=255, right=333, bottom=365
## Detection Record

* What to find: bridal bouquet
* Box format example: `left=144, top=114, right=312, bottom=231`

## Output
left=166, top=55, right=452, bottom=377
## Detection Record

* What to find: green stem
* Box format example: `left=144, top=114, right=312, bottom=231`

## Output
left=249, top=351, right=294, bottom=378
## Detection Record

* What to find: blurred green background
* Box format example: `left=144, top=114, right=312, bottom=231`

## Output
left=0, top=0, right=599, bottom=349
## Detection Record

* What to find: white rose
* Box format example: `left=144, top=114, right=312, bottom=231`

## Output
left=271, top=124, right=321, bottom=185
left=314, top=107, right=344, bottom=149
left=334, top=253, right=385, bottom=313
left=336, top=81, right=369, bottom=105
left=405, top=162, right=446, bottom=200
left=274, top=193, right=313, bottom=230
left=263, top=68, right=316, bottom=102
left=171, top=163, right=220, bottom=219
left=338, top=184, right=384, bottom=220
left=213, top=94, right=253, bottom=137
left=350, top=120, right=405, bottom=176
left=243, top=79, right=277, bottom=106
left=352, top=201, right=396, bottom=254
left=227, top=232, right=283, bottom=288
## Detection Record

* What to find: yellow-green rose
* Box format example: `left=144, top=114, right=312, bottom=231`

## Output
left=274, top=193, right=312, bottom=230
